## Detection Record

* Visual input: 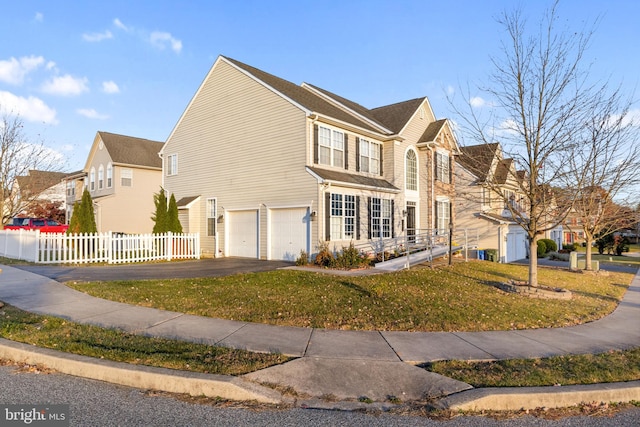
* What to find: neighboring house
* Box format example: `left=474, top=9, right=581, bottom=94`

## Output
left=8, top=170, right=70, bottom=222
left=455, top=143, right=530, bottom=263
left=456, top=143, right=562, bottom=262
left=161, top=55, right=459, bottom=260
left=64, top=131, right=164, bottom=234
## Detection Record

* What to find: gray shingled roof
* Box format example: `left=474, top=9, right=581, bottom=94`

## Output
left=308, top=167, right=399, bottom=191
left=98, top=131, right=164, bottom=168
left=16, top=170, right=70, bottom=195
left=370, top=98, right=426, bottom=134
left=418, top=119, right=448, bottom=143
left=176, top=196, right=200, bottom=208
left=458, top=143, right=501, bottom=181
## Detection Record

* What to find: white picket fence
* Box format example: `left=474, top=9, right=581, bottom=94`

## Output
left=0, top=229, right=200, bottom=264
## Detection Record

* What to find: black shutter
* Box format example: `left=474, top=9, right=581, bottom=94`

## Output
left=434, top=152, right=439, bottom=181
left=355, top=137, right=360, bottom=172
left=367, top=197, right=372, bottom=239
left=379, top=143, right=384, bottom=176
left=313, top=124, right=319, bottom=164
left=434, top=200, right=439, bottom=234
left=325, top=192, right=331, bottom=241
left=344, top=134, right=349, bottom=170
left=449, top=154, right=453, bottom=184
left=391, top=199, right=395, bottom=238
left=356, top=196, right=361, bottom=240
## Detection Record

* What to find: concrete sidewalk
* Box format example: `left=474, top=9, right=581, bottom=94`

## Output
left=0, top=263, right=639, bottom=410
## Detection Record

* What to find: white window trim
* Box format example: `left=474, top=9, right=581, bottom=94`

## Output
left=89, top=167, right=95, bottom=192
left=436, top=198, right=451, bottom=233
left=359, top=138, right=380, bottom=174
left=318, top=125, right=345, bottom=168
left=330, top=193, right=356, bottom=240
left=206, top=197, right=217, bottom=237
left=371, top=198, right=392, bottom=239
left=405, top=148, right=418, bottom=192
left=98, top=165, right=104, bottom=190
left=107, top=163, right=113, bottom=188
left=436, top=150, right=450, bottom=184
left=167, top=154, right=178, bottom=176
left=121, top=168, right=133, bottom=187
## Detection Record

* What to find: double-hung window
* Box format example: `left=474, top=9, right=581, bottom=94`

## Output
left=318, top=126, right=344, bottom=167
left=89, top=168, right=95, bottom=191
left=206, top=198, right=216, bottom=236
left=436, top=151, right=450, bottom=183
left=370, top=198, right=392, bottom=238
left=121, top=168, right=132, bottom=187
left=98, top=166, right=104, bottom=190
left=330, top=194, right=356, bottom=240
left=167, top=154, right=178, bottom=176
left=436, top=200, right=450, bottom=233
left=359, top=138, right=380, bottom=174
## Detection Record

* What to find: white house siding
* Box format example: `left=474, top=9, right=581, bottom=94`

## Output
left=163, top=59, right=317, bottom=259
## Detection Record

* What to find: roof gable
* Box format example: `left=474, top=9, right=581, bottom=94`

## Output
left=16, top=170, right=70, bottom=194
left=370, top=98, right=427, bottom=134
left=86, top=131, right=164, bottom=170
left=458, top=143, right=501, bottom=180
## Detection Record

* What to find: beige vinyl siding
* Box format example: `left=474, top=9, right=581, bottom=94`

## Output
left=164, top=59, right=317, bottom=258
left=92, top=167, right=160, bottom=234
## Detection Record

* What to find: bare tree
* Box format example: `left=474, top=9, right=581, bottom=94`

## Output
left=0, top=113, right=64, bottom=226
left=569, top=88, right=640, bottom=269
left=450, top=2, right=625, bottom=287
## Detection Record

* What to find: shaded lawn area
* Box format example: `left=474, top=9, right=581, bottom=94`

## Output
left=67, top=261, right=635, bottom=332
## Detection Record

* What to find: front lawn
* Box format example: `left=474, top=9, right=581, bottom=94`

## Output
left=67, top=261, right=635, bottom=332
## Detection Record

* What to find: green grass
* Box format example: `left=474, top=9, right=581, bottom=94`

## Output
left=0, top=304, right=289, bottom=375
left=425, top=349, right=640, bottom=387
left=67, top=261, right=635, bottom=332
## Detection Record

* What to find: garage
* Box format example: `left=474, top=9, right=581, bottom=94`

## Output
left=227, top=210, right=259, bottom=258
left=506, top=229, right=527, bottom=263
left=269, top=207, right=309, bottom=261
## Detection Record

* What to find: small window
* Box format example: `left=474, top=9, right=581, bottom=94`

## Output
left=436, top=199, right=450, bottom=233
left=121, top=168, right=132, bottom=187
left=371, top=198, right=392, bottom=238
left=206, top=198, right=217, bottom=236
left=167, top=154, right=178, bottom=176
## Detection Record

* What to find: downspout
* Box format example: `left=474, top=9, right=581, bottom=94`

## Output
left=426, top=144, right=435, bottom=230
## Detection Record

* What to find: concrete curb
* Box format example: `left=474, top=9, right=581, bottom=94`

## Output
left=439, top=381, right=640, bottom=411
left=0, top=338, right=286, bottom=405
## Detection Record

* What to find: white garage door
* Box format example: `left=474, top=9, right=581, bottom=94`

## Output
left=506, top=231, right=527, bottom=263
left=270, top=207, right=309, bottom=261
left=228, top=210, right=258, bottom=258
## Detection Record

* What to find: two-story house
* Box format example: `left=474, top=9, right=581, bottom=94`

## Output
left=64, top=131, right=164, bottom=234
left=161, top=56, right=458, bottom=260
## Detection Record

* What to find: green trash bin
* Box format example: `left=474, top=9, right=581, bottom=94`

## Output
left=485, top=249, right=497, bottom=262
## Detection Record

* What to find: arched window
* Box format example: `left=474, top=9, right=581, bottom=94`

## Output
left=107, top=163, right=113, bottom=188
left=89, top=168, right=95, bottom=192
left=406, top=149, right=417, bottom=191
left=98, top=165, right=104, bottom=190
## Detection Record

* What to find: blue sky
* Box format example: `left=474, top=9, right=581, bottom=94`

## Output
left=2, top=0, right=639, bottom=171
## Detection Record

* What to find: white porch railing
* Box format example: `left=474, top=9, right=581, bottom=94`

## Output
left=0, top=229, right=200, bottom=264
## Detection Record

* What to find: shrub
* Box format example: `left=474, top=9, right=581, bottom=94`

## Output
left=295, top=250, right=309, bottom=266
left=536, top=240, right=547, bottom=257
left=314, top=241, right=335, bottom=267
left=335, top=243, right=369, bottom=269
left=562, top=243, right=578, bottom=252
left=548, top=251, right=569, bottom=261
left=540, top=238, right=557, bottom=253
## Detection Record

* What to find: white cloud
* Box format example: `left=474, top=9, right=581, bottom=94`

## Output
left=82, top=30, right=113, bottom=42
left=102, top=80, right=120, bottom=94
left=113, top=18, right=129, bottom=31
left=0, top=91, right=58, bottom=124
left=77, top=108, right=109, bottom=120
left=0, top=55, right=45, bottom=85
left=470, top=96, right=486, bottom=108
left=41, top=75, right=89, bottom=96
left=34, top=12, right=43, bottom=22
left=150, top=31, right=182, bottom=54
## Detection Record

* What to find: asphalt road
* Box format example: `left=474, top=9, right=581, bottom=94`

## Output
left=12, top=258, right=294, bottom=282
left=1, top=364, right=639, bottom=427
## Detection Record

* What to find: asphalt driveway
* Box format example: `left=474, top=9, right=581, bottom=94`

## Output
left=11, top=258, right=294, bottom=282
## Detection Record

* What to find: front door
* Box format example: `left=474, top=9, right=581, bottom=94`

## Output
left=406, top=204, right=416, bottom=243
